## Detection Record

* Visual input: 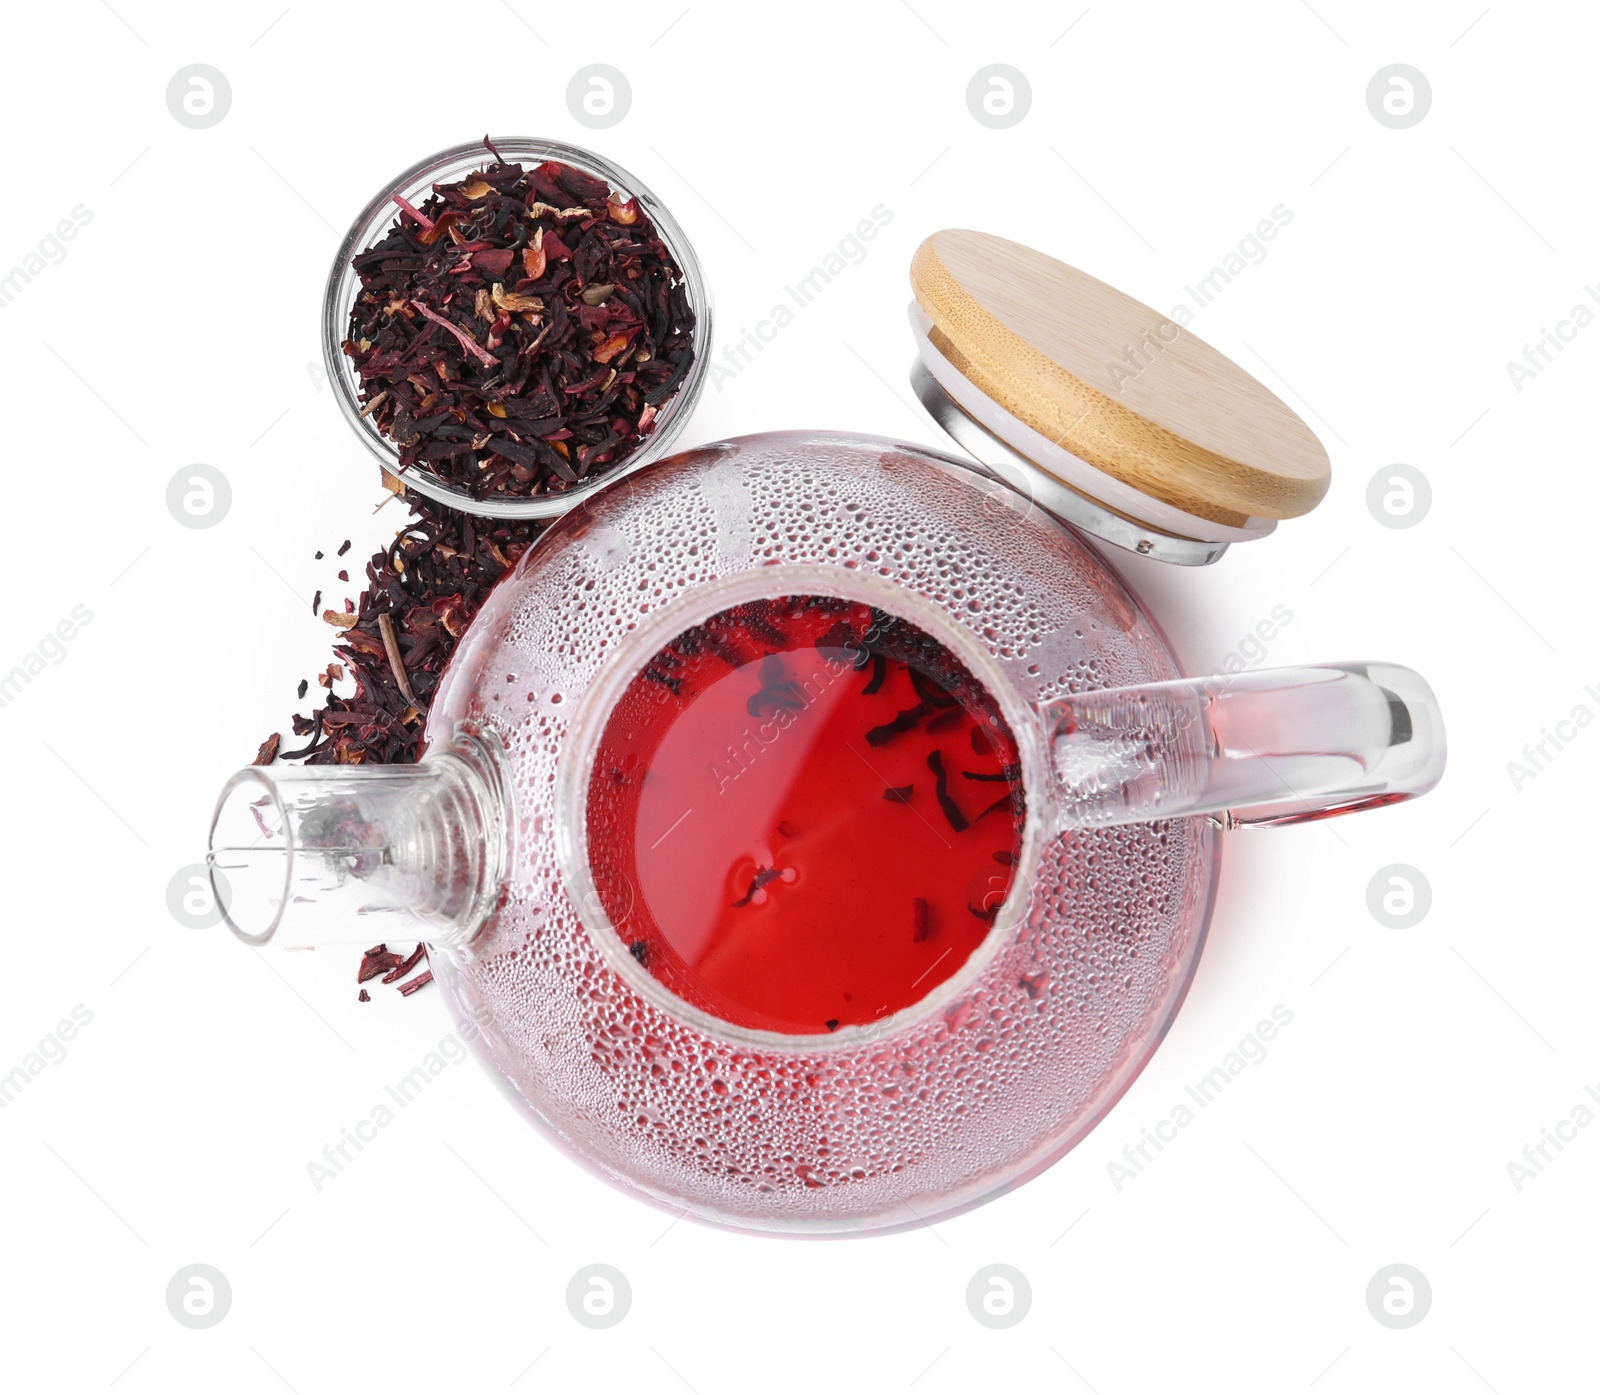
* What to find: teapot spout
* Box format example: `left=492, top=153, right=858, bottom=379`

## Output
left=206, top=729, right=508, bottom=951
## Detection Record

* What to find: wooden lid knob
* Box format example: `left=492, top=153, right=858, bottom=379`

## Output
left=910, top=230, right=1331, bottom=526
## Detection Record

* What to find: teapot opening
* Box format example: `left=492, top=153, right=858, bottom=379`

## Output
left=570, top=583, right=1041, bottom=1040
left=544, top=550, right=1056, bottom=1043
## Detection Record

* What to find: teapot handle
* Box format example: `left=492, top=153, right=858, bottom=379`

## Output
left=1038, top=663, right=1445, bottom=831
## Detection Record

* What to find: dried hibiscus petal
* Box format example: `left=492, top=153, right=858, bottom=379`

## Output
left=381, top=944, right=428, bottom=984
left=358, top=943, right=405, bottom=983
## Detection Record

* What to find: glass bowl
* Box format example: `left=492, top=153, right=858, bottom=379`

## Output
left=320, top=137, right=713, bottom=519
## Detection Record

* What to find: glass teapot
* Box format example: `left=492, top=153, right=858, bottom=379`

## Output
left=209, top=221, right=1444, bottom=1236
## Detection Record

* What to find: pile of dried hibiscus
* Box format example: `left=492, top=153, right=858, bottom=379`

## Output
left=344, top=140, right=696, bottom=502
left=252, top=489, right=548, bottom=998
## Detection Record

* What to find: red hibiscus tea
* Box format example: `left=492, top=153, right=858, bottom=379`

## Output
left=585, top=595, right=1027, bottom=1036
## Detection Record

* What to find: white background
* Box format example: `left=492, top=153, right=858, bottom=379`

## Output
left=0, top=1, right=1593, bottom=1390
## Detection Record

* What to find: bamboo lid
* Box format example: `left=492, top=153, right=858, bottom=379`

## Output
left=909, top=230, right=1331, bottom=529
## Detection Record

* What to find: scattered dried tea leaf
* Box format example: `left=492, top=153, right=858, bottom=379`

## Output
left=381, top=944, right=427, bottom=984
left=278, top=495, right=541, bottom=768
left=268, top=494, right=549, bottom=991
left=253, top=733, right=280, bottom=766
left=357, top=943, right=404, bottom=983
left=377, top=612, right=423, bottom=712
